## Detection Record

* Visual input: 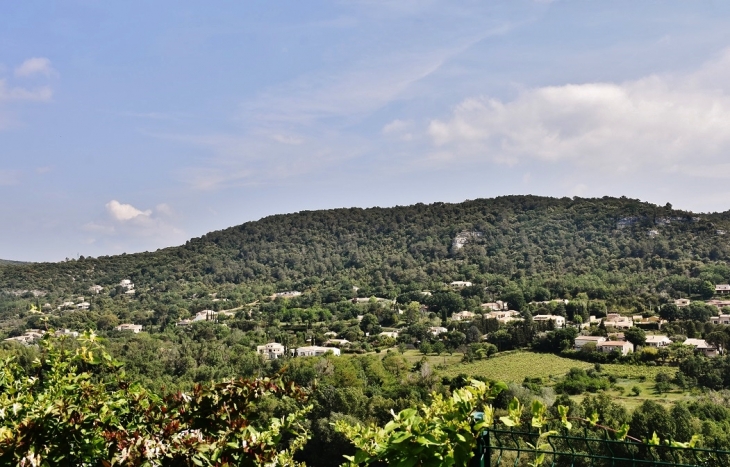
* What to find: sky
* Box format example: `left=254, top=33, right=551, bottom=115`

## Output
left=3, top=1, right=730, bottom=262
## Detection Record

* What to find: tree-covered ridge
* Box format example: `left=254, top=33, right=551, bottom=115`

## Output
left=3, top=195, right=730, bottom=302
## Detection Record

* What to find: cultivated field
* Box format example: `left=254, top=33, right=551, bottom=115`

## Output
left=438, top=351, right=591, bottom=381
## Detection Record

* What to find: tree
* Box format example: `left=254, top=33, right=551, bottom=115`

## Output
left=359, top=313, right=380, bottom=334
left=432, top=341, right=446, bottom=356
left=403, top=301, right=421, bottom=325
left=445, top=331, right=466, bottom=352
left=687, top=302, right=714, bottom=322
left=700, top=280, right=716, bottom=300
left=630, top=401, right=677, bottom=442
left=659, top=303, right=680, bottom=322
left=465, top=325, right=481, bottom=344
left=706, top=331, right=728, bottom=354
left=624, top=327, right=646, bottom=348
left=501, top=287, right=526, bottom=311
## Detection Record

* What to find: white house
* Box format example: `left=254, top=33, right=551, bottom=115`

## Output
left=429, top=326, right=448, bottom=336
left=711, top=314, right=730, bottom=325
left=533, top=314, right=566, bottom=327
left=257, top=342, right=286, bottom=360
left=707, top=300, right=730, bottom=309
left=273, top=291, right=302, bottom=299
left=574, top=336, right=606, bottom=350
left=674, top=298, right=691, bottom=308
left=54, top=329, right=79, bottom=338
left=89, top=285, right=103, bottom=294
left=5, top=329, right=46, bottom=345
left=683, top=338, right=719, bottom=357
left=485, top=310, right=522, bottom=323
left=644, top=335, right=672, bottom=348
left=482, top=301, right=508, bottom=311
left=291, top=346, right=340, bottom=357
left=176, top=319, right=193, bottom=327
left=119, top=279, right=134, bottom=289
left=114, top=324, right=143, bottom=333
left=193, top=310, right=216, bottom=322
left=597, top=341, right=633, bottom=356
left=603, top=314, right=633, bottom=329
left=452, top=311, right=476, bottom=321
left=449, top=281, right=472, bottom=289
left=76, top=302, right=90, bottom=310
left=716, top=284, right=730, bottom=295
left=379, top=331, right=399, bottom=339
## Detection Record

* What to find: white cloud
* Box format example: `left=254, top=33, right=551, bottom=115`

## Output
left=82, top=221, right=116, bottom=235
left=88, top=201, right=185, bottom=244
left=155, top=203, right=175, bottom=217
left=383, top=119, right=415, bottom=141
left=427, top=49, right=730, bottom=175
left=14, top=58, right=56, bottom=78
left=0, top=80, right=53, bottom=102
left=106, top=200, right=152, bottom=221
left=270, top=133, right=304, bottom=145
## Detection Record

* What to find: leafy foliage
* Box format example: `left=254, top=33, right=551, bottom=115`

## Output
left=334, top=380, right=505, bottom=467
left=0, top=333, right=311, bottom=466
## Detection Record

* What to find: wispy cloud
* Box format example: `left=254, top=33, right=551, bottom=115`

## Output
left=158, top=21, right=511, bottom=191
left=241, top=32, right=499, bottom=126
left=0, top=80, right=53, bottom=102
left=0, top=58, right=56, bottom=131
left=0, top=169, right=21, bottom=186
left=14, top=57, right=57, bottom=78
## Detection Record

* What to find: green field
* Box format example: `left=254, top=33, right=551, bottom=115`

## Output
left=438, top=351, right=592, bottom=381
left=600, top=364, right=677, bottom=380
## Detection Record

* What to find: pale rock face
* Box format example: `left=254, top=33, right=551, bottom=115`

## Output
left=451, top=230, right=483, bottom=251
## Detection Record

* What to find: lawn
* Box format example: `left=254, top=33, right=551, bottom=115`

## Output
left=438, top=351, right=591, bottom=382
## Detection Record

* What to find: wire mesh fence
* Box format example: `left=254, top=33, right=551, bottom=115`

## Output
left=472, top=427, right=730, bottom=467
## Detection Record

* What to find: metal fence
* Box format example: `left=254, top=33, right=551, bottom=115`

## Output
left=472, top=427, right=730, bottom=467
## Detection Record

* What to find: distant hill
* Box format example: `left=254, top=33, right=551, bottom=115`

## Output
left=2, top=195, right=730, bottom=303
left=0, top=259, right=26, bottom=266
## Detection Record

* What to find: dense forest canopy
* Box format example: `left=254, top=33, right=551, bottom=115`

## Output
left=3, top=195, right=730, bottom=304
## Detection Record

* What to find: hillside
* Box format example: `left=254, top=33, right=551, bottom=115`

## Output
left=2, top=195, right=730, bottom=312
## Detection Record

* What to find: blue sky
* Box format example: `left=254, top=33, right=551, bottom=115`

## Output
left=3, top=1, right=730, bottom=261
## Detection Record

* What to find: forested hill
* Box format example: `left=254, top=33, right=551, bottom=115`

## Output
left=3, top=195, right=730, bottom=303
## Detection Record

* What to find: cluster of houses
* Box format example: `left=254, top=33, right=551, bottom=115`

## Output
left=176, top=309, right=236, bottom=327
left=4, top=328, right=78, bottom=345
left=574, top=333, right=718, bottom=357
left=449, top=307, right=672, bottom=332
left=119, top=279, right=136, bottom=296
left=57, top=297, right=90, bottom=311
left=256, top=342, right=341, bottom=359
